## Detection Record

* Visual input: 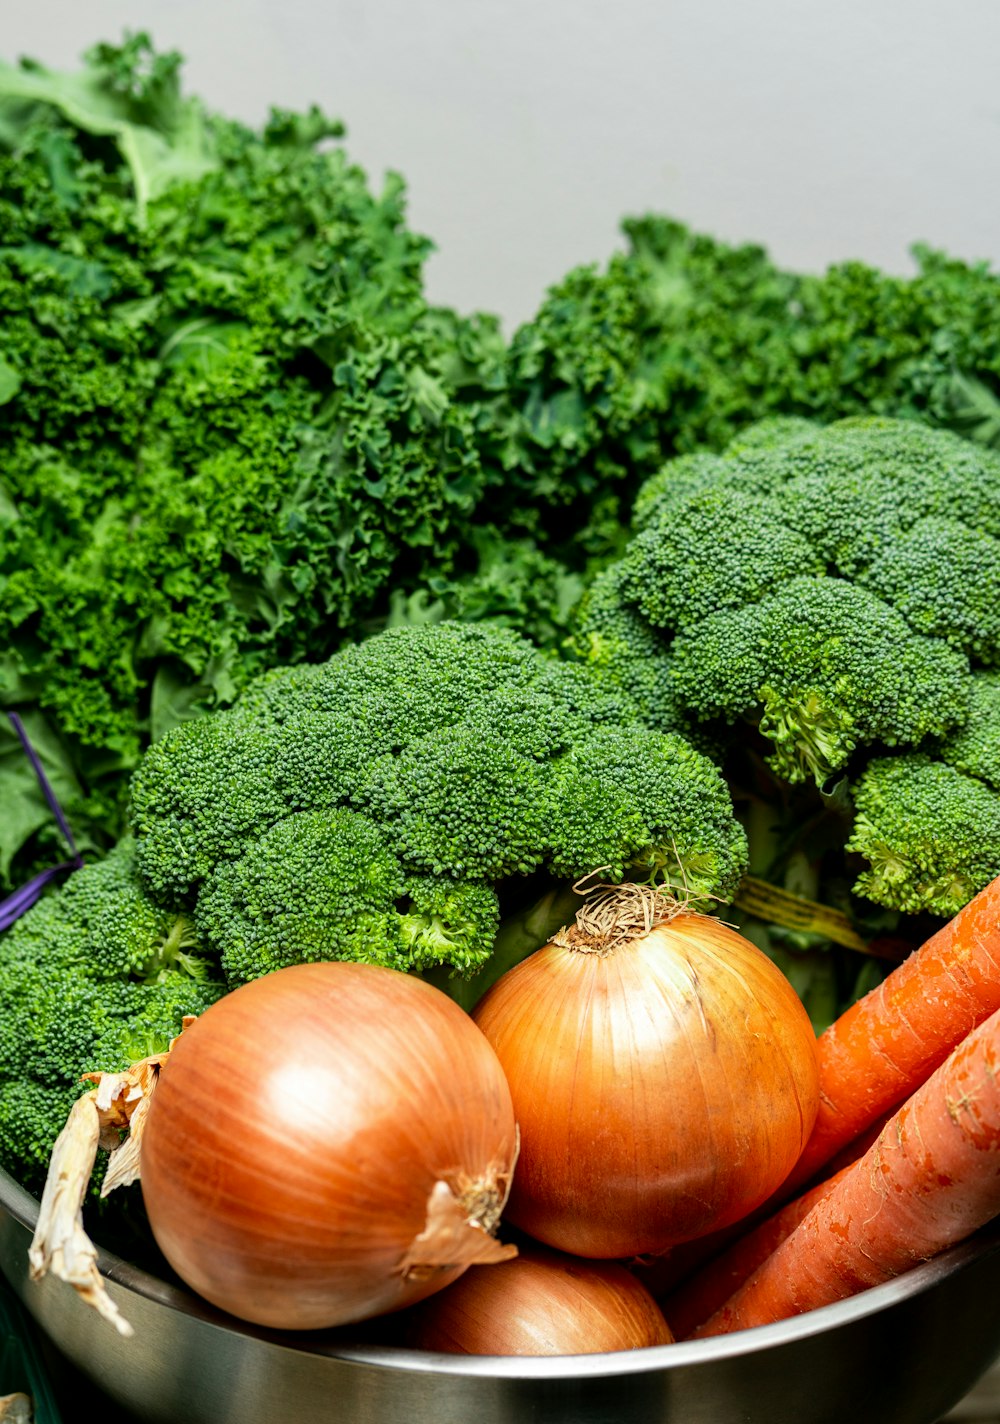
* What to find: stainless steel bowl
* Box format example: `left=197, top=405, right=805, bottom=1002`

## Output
left=1, top=1165, right=999, bottom=1424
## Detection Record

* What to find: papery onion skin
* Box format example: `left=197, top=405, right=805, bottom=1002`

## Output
left=140, top=962, right=518, bottom=1330
left=473, top=912, right=820, bottom=1259
left=404, top=1244, right=674, bottom=1354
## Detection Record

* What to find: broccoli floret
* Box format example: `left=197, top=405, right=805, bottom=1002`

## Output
left=194, top=810, right=407, bottom=984
left=0, top=845, right=225, bottom=1189
left=618, top=488, right=824, bottom=634
left=670, top=576, right=971, bottom=786
left=937, top=672, right=1000, bottom=789
left=130, top=715, right=286, bottom=903
left=399, top=878, right=501, bottom=974
left=631, top=452, right=729, bottom=531
left=547, top=727, right=748, bottom=901
left=360, top=726, right=553, bottom=880
left=857, top=517, right=1000, bottom=664
left=564, top=566, right=686, bottom=735
left=847, top=755, right=1000, bottom=917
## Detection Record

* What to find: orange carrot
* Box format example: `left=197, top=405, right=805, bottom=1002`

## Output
left=785, top=874, right=1000, bottom=1195
left=694, top=1003, right=1000, bottom=1336
left=661, top=1164, right=853, bottom=1339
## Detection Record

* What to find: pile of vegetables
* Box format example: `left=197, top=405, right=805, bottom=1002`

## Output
left=5, top=24, right=1000, bottom=1380
left=6, top=34, right=1000, bottom=901
left=26, top=871, right=1000, bottom=1357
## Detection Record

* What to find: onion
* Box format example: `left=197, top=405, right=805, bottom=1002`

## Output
left=472, top=891, right=820, bottom=1258
left=404, top=1243, right=674, bottom=1354
left=139, top=962, right=519, bottom=1330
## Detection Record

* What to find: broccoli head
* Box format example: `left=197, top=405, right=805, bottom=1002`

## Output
left=194, top=810, right=407, bottom=983
left=670, top=576, right=971, bottom=786
left=587, top=416, right=1000, bottom=919
left=846, top=755, right=1000, bottom=918
left=127, top=621, right=747, bottom=987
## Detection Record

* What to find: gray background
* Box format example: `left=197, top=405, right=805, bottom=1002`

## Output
left=5, top=0, right=1000, bottom=328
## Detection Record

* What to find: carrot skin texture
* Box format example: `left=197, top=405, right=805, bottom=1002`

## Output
left=787, top=876, right=1000, bottom=1194
left=661, top=1165, right=853, bottom=1340
left=694, top=1005, right=1000, bottom=1336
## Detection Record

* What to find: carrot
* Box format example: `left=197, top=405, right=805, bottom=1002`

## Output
left=693, top=1003, right=1000, bottom=1336
left=784, top=874, right=1000, bottom=1196
left=661, top=1164, right=854, bottom=1339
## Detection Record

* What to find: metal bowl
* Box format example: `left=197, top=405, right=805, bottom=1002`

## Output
left=1, top=1166, right=999, bottom=1424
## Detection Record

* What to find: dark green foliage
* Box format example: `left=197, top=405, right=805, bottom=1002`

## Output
left=0, top=37, right=554, bottom=891
left=6, top=40, right=1000, bottom=897
left=468, top=219, right=1000, bottom=553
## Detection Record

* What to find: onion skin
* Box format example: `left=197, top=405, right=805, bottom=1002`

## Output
left=140, top=962, right=518, bottom=1330
left=473, top=912, right=820, bottom=1258
left=404, top=1244, right=674, bottom=1354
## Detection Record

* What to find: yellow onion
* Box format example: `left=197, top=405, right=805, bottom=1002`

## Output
left=404, top=1243, right=673, bottom=1354
left=140, top=962, right=518, bottom=1330
left=473, top=892, right=820, bottom=1258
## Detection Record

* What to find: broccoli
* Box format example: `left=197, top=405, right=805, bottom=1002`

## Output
left=669, top=576, right=971, bottom=786
left=937, top=673, right=1000, bottom=789
left=130, top=622, right=747, bottom=987
left=0, top=842, right=224, bottom=1190
left=194, top=810, right=407, bottom=983
left=564, top=566, right=685, bottom=736
left=847, top=756, right=1000, bottom=918
left=586, top=416, right=1000, bottom=920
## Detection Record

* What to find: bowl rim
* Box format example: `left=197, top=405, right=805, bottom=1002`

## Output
left=3, top=1163, right=999, bottom=1381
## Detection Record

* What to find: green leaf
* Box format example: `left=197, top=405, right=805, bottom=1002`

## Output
left=0, top=710, right=83, bottom=877
left=149, top=663, right=214, bottom=743
left=0, top=357, right=21, bottom=405
left=0, top=53, right=217, bottom=221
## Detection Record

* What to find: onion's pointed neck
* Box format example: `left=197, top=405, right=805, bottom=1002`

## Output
left=399, top=1168, right=518, bottom=1278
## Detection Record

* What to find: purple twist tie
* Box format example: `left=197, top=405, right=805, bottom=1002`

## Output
left=0, top=712, right=86, bottom=931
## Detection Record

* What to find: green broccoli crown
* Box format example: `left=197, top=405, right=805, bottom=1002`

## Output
left=127, top=621, right=747, bottom=982
left=670, top=575, right=972, bottom=785
left=599, top=417, right=1000, bottom=788
left=131, top=623, right=544, bottom=898
left=593, top=415, right=1000, bottom=917
left=846, top=754, right=1000, bottom=918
